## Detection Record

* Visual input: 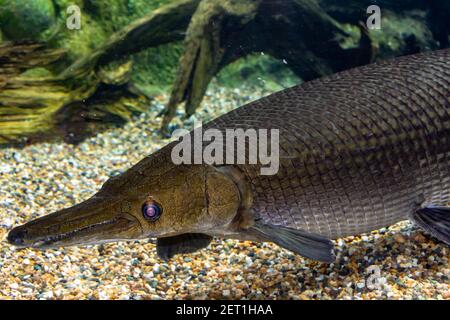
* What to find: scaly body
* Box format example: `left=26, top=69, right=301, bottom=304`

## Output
left=205, top=49, right=450, bottom=239
left=8, top=49, right=450, bottom=262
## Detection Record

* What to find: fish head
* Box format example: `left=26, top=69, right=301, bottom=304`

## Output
left=7, top=148, right=241, bottom=248
left=128, top=162, right=242, bottom=238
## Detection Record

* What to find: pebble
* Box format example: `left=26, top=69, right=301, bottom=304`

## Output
left=0, top=227, right=6, bottom=241
left=394, top=234, right=406, bottom=244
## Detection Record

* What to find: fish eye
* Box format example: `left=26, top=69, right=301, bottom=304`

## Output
left=141, top=200, right=162, bottom=221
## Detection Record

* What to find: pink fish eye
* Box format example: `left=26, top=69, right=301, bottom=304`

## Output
left=142, top=201, right=162, bottom=221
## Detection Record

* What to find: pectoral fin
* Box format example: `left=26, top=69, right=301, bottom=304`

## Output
left=249, top=221, right=335, bottom=263
left=411, top=206, right=450, bottom=245
left=156, top=233, right=213, bottom=260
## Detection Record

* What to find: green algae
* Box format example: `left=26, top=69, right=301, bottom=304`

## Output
left=0, top=0, right=56, bottom=40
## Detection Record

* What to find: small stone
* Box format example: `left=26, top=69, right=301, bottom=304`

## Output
left=98, top=291, right=109, bottom=300
left=413, top=233, right=427, bottom=243
left=13, top=153, right=23, bottom=163
left=1, top=218, right=14, bottom=228
left=42, top=291, right=54, bottom=299
left=394, top=234, right=406, bottom=244
left=235, top=289, right=244, bottom=298
left=0, top=227, right=6, bottom=240
left=0, top=164, right=12, bottom=174
left=356, top=282, right=365, bottom=289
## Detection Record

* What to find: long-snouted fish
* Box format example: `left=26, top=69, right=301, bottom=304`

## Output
left=7, top=49, right=450, bottom=263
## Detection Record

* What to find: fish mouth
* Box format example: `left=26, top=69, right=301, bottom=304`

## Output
left=8, top=216, right=139, bottom=249
left=7, top=197, right=143, bottom=249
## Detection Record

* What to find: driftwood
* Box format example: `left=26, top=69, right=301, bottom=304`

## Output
left=59, top=0, right=200, bottom=80
left=162, top=0, right=373, bottom=129
left=0, top=0, right=447, bottom=144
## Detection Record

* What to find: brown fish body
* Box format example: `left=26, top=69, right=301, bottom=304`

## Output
left=201, top=49, right=450, bottom=239
left=8, top=49, right=450, bottom=262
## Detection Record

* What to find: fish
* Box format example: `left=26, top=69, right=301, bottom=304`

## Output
left=7, top=49, right=450, bottom=263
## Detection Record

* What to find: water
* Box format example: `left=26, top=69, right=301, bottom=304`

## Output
left=0, top=0, right=448, bottom=300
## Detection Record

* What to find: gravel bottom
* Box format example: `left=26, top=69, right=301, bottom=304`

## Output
left=0, top=83, right=449, bottom=300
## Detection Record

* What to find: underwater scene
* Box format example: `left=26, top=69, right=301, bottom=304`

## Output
left=0, top=0, right=449, bottom=301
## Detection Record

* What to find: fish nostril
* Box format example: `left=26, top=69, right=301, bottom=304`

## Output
left=6, top=227, right=27, bottom=245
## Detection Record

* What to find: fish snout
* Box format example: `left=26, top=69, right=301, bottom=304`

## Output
left=6, top=210, right=144, bottom=249
left=7, top=226, right=28, bottom=246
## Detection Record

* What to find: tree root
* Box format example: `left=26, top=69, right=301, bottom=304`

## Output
left=162, top=0, right=373, bottom=131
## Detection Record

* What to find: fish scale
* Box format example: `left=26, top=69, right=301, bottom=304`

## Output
left=204, top=49, right=450, bottom=239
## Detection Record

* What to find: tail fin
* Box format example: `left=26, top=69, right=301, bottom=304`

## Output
left=411, top=207, right=450, bottom=245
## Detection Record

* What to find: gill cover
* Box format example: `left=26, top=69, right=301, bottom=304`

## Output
left=150, top=164, right=242, bottom=260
